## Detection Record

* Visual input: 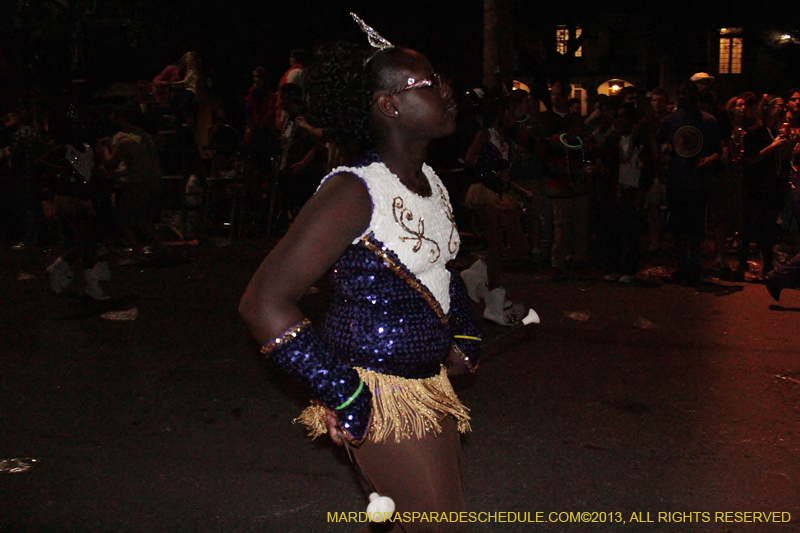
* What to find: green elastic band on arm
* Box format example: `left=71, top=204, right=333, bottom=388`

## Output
left=334, top=379, right=364, bottom=411
left=454, top=335, right=482, bottom=341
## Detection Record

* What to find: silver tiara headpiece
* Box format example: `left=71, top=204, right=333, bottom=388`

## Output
left=350, top=12, right=393, bottom=50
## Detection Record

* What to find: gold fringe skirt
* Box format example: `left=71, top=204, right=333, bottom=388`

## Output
left=294, top=365, right=471, bottom=444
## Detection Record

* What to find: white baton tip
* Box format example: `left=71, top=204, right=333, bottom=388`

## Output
left=522, top=308, right=540, bottom=325
left=367, top=492, right=395, bottom=520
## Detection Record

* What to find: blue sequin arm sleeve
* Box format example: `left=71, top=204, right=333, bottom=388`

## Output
left=447, top=269, right=482, bottom=372
left=261, top=319, right=372, bottom=442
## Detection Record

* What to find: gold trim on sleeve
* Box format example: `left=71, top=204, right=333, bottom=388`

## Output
left=260, top=318, right=312, bottom=356
left=451, top=343, right=479, bottom=374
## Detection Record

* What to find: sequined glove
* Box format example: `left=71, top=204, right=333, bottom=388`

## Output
left=446, top=269, right=482, bottom=372
left=261, top=319, right=372, bottom=442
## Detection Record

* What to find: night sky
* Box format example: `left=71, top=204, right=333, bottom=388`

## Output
left=2, top=0, right=799, bottom=115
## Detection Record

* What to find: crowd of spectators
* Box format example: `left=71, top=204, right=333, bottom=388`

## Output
left=438, top=74, right=800, bottom=309
left=2, top=47, right=800, bottom=304
left=0, top=101, right=165, bottom=300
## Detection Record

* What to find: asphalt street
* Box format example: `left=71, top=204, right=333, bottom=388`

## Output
left=1, top=241, right=799, bottom=533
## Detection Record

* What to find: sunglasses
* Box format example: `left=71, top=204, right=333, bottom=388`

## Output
left=386, top=73, right=443, bottom=96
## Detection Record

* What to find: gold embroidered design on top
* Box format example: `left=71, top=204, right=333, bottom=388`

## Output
left=436, top=184, right=459, bottom=255
left=392, top=197, right=441, bottom=263
left=362, top=235, right=449, bottom=323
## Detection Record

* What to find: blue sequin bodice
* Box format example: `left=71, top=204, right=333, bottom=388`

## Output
left=323, top=235, right=452, bottom=379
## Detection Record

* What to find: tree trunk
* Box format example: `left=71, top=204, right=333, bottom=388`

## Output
left=483, top=0, right=513, bottom=91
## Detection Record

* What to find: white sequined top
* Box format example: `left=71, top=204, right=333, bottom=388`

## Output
left=320, top=160, right=460, bottom=314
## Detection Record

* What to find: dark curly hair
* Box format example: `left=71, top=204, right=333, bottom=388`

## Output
left=304, top=42, right=408, bottom=154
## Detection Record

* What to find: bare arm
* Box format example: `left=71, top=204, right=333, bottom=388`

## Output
left=697, top=152, right=719, bottom=169
left=743, top=136, right=789, bottom=166
left=239, top=172, right=371, bottom=343
left=295, top=115, right=325, bottom=141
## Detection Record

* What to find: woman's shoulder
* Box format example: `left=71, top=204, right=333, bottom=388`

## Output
left=305, top=170, right=372, bottom=240
left=318, top=168, right=372, bottom=200
left=323, top=160, right=403, bottom=196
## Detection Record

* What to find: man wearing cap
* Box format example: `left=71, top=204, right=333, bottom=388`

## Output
left=691, top=72, right=729, bottom=131
left=690, top=72, right=714, bottom=86
left=656, top=81, right=721, bottom=284
left=690, top=73, right=715, bottom=98
left=691, top=72, right=734, bottom=276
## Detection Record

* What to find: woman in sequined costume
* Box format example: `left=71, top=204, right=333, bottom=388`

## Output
left=240, top=41, right=481, bottom=532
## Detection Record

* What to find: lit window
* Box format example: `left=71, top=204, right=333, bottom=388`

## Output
left=556, top=26, right=568, bottom=55
left=556, top=25, right=582, bottom=57
left=719, top=28, right=743, bottom=74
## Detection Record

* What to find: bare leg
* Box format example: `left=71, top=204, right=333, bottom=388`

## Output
left=353, top=417, right=466, bottom=533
